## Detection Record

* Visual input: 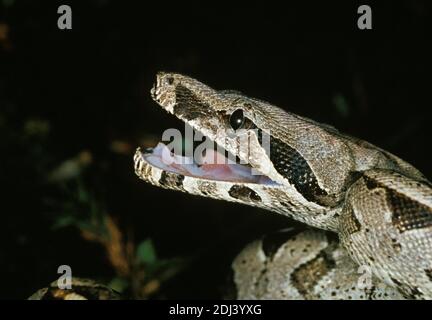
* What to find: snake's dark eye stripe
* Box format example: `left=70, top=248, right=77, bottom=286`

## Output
left=229, top=109, right=245, bottom=130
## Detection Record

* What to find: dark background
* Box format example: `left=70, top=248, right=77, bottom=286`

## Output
left=0, top=0, right=431, bottom=299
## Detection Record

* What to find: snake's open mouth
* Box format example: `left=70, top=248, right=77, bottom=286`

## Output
left=137, top=142, right=275, bottom=185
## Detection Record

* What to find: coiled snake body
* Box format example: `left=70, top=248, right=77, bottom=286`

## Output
left=134, top=73, right=432, bottom=299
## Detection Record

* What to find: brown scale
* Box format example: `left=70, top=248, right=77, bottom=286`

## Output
left=257, top=129, right=329, bottom=206
left=341, top=203, right=362, bottom=235
left=387, top=188, right=432, bottom=233
left=228, top=185, right=262, bottom=203
left=159, top=171, right=185, bottom=190
left=290, top=250, right=336, bottom=298
left=174, top=85, right=212, bottom=121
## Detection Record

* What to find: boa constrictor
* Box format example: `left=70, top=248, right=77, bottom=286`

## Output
left=134, top=72, right=432, bottom=300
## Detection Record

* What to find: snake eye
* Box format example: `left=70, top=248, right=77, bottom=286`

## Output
left=229, top=109, right=245, bottom=130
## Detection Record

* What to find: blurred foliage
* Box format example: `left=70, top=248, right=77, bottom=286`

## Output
left=45, top=143, right=191, bottom=298
left=0, top=103, right=188, bottom=299
left=332, top=93, right=350, bottom=118
left=46, top=179, right=188, bottom=299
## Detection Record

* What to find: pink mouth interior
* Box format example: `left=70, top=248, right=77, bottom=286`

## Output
left=143, top=143, right=275, bottom=185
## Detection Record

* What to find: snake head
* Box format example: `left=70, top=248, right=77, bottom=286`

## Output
left=148, top=72, right=286, bottom=182
left=135, top=72, right=346, bottom=230
left=140, top=73, right=397, bottom=215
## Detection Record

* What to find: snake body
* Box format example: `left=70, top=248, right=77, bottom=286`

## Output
left=134, top=73, right=432, bottom=299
